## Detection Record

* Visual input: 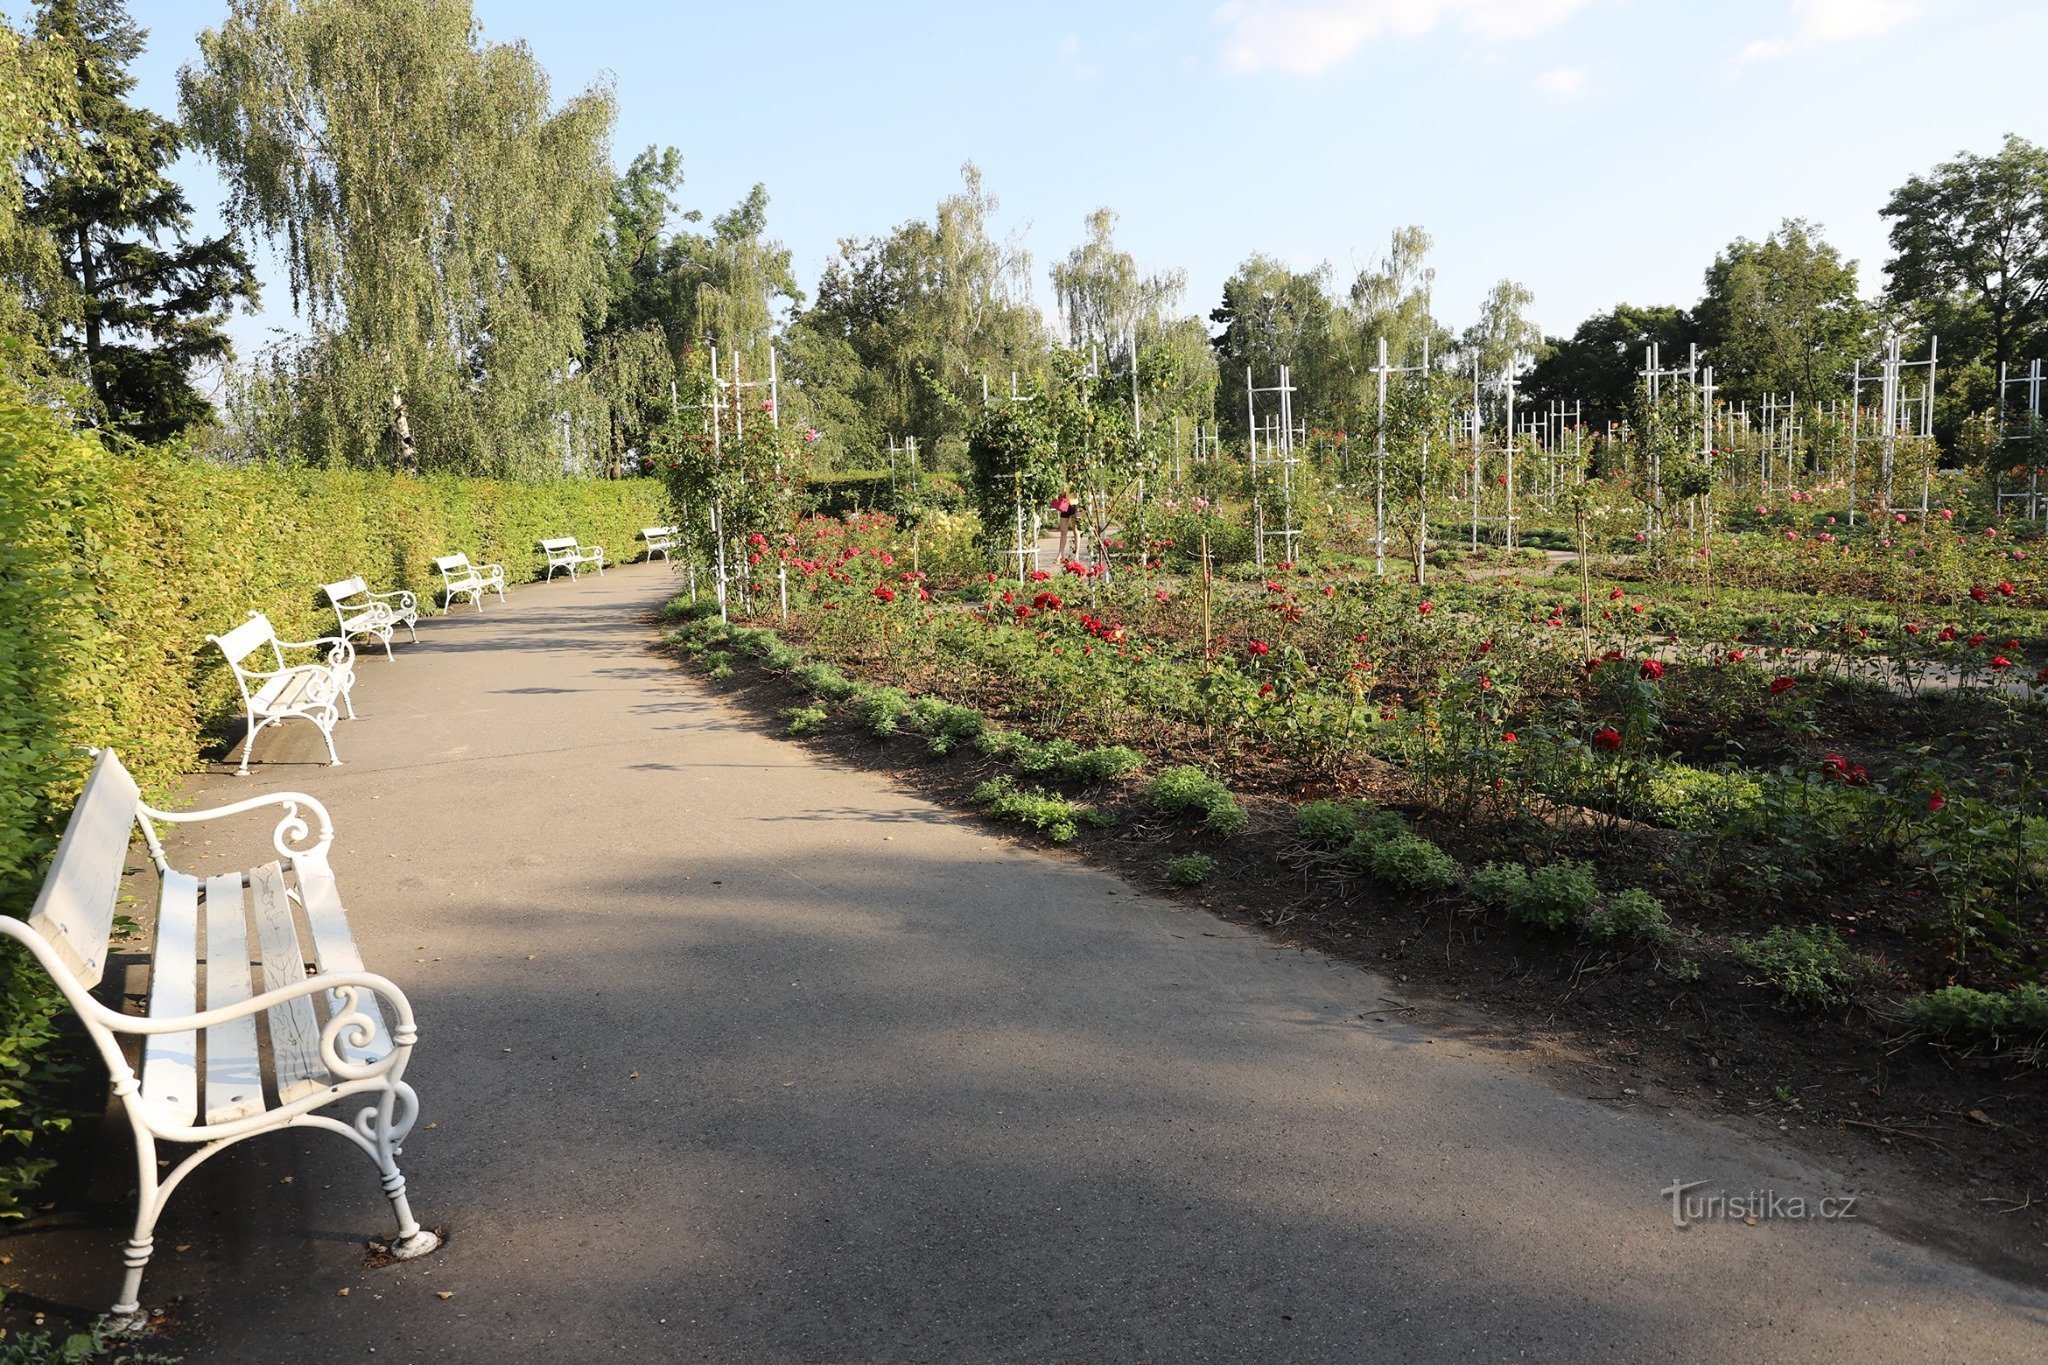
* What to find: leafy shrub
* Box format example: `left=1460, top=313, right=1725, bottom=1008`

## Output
left=1733, top=926, right=1866, bottom=1008
left=1165, top=854, right=1214, bottom=886
left=1295, top=799, right=1362, bottom=849
left=905, top=696, right=985, bottom=755
left=971, top=777, right=1098, bottom=843
left=1059, top=744, right=1144, bottom=784
left=1471, top=862, right=1669, bottom=943
left=1584, top=888, right=1673, bottom=945
left=1471, top=861, right=1530, bottom=908
left=793, top=661, right=858, bottom=700
left=2013, top=983, right=2048, bottom=1033
left=1145, top=765, right=1249, bottom=835
left=1906, top=982, right=2048, bottom=1040
left=1906, top=986, right=2012, bottom=1038
left=973, top=727, right=1019, bottom=758
left=976, top=730, right=1143, bottom=784
left=849, top=686, right=913, bottom=738
left=1511, top=861, right=1599, bottom=932
left=1361, top=834, right=1461, bottom=895
left=782, top=705, right=828, bottom=737
left=719, top=625, right=801, bottom=672
left=663, top=597, right=721, bottom=623
left=703, top=651, right=734, bottom=681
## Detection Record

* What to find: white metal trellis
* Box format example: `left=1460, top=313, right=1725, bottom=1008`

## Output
left=1247, top=365, right=1300, bottom=568
left=1995, top=359, right=2046, bottom=523
left=1845, top=333, right=1938, bottom=523
left=981, top=375, right=1043, bottom=582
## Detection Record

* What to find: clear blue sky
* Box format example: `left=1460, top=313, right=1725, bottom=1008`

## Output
left=89, top=0, right=2048, bottom=356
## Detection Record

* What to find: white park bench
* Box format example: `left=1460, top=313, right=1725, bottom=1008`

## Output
left=208, top=612, right=356, bottom=776
left=433, top=552, right=505, bottom=611
left=639, top=525, right=681, bottom=563
left=540, top=535, right=605, bottom=580
left=0, top=748, right=439, bottom=1329
left=322, top=577, right=419, bottom=661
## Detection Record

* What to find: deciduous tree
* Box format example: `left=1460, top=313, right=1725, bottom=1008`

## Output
left=1695, top=218, right=1866, bottom=404
left=1881, top=134, right=2048, bottom=377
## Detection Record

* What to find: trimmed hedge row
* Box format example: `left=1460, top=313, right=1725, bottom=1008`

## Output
left=0, top=388, right=667, bottom=1216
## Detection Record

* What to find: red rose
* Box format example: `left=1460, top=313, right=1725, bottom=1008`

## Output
left=1768, top=676, right=1796, bottom=696
left=1639, top=659, right=1664, bottom=681
left=1247, top=640, right=1271, bottom=656
left=1592, top=726, right=1623, bottom=752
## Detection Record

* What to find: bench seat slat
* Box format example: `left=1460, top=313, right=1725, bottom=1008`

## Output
left=293, top=853, right=389, bottom=1063
left=251, top=669, right=324, bottom=714
left=139, top=872, right=200, bottom=1129
left=250, top=862, right=329, bottom=1106
left=204, top=872, right=264, bottom=1124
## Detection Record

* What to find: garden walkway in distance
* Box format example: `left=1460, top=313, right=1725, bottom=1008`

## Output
left=23, top=563, right=2048, bottom=1362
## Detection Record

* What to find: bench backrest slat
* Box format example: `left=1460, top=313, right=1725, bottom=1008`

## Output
left=539, top=537, right=578, bottom=552
left=26, top=749, right=140, bottom=989
left=322, top=577, right=368, bottom=605
left=202, top=871, right=264, bottom=1124
left=433, top=554, right=471, bottom=575
left=211, top=612, right=275, bottom=665
left=640, top=526, right=678, bottom=538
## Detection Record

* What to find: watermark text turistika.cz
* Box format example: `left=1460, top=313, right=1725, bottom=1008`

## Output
left=1663, top=1180, right=1859, bottom=1229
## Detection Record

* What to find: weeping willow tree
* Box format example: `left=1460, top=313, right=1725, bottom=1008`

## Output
left=180, top=0, right=615, bottom=474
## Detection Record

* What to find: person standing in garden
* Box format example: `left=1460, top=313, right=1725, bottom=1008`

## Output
left=1054, top=489, right=1078, bottom=560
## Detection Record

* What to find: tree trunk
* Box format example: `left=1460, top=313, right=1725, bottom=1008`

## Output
left=391, top=387, right=419, bottom=472
left=76, top=226, right=105, bottom=409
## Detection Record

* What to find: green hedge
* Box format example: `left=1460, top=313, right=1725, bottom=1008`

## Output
left=0, top=386, right=667, bottom=1216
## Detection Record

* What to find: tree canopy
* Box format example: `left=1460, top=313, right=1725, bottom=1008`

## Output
left=180, top=0, right=615, bottom=474
left=1695, top=218, right=1867, bottom=405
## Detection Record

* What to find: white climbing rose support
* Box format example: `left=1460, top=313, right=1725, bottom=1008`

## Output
left=322, top=576, right=419, bottom=661
left=208, top=612, right=356, bottom=776
left=540, top=536, right=605, bottom=580
left=433, top=552, right=506, bottom=611
left=0, top=749, right=440, bottom=1330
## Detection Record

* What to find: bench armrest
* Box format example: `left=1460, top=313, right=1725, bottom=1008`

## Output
left=83, top=970, right=420, bottom=1080
left=337, top=602, right=393, bottom=626
left=275, top=634, right=354, bottom=667
left=138, top=788, right=334, bottom=863
left=369, top=589, right=418, bottom=610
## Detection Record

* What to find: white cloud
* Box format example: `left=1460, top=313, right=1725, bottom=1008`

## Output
left=1738, top=0, right=1924, bottom=64
left=1215, top=0, right=1592, bottom=77
left=1533, top=64, right=1586, bottom=98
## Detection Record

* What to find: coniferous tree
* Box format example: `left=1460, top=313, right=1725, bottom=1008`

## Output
left=23, top=0, right=256, bottom=441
